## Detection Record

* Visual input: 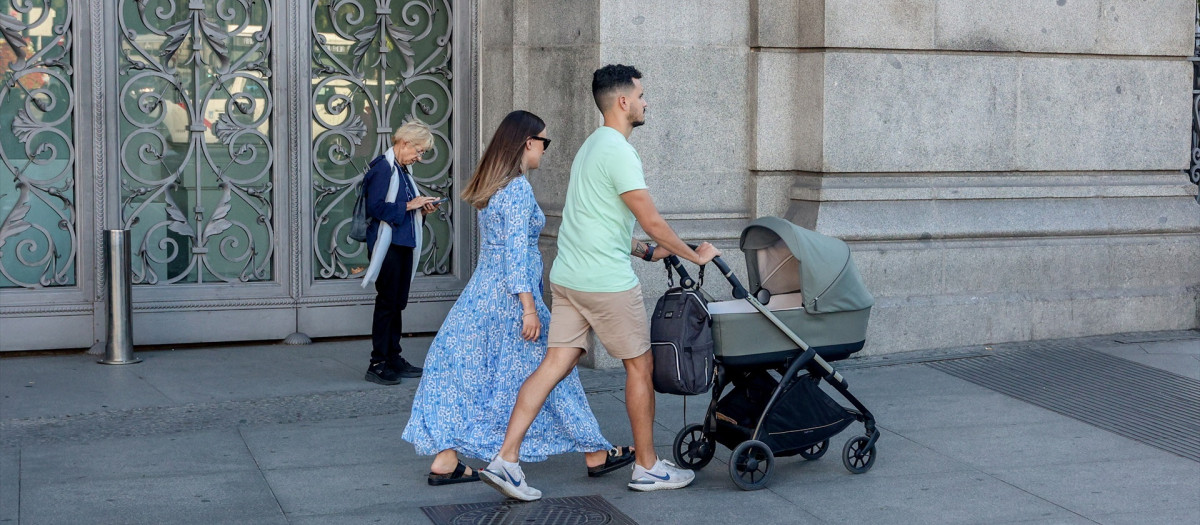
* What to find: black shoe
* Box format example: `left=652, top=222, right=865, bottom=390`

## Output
left=365, top=362, right=401, bottom=385
left=389, top=357, right=423, bottom=378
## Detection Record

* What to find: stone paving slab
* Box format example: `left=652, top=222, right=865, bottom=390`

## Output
left=776, top=469, right=1081, bottom=525
left=132, top=346, right=367, bottom=403
left=0, top=386, right=418, bottom=448
left=896, top=417, right=1173, bottom=470
left=17, top=430, right=257, bottom=482
left=847, top=367, right=1069, bottom=433
left=1088, top=339, right=1200, bottom=381
left=1, top=330, right=1198, bottom=524
left=988, top=457, right=1200, bottom=521
left=0, top=354, right=173, bottom=420
left=0, top=450, right=17, bottom=524
left=239, top=415, right=405, bottom=471
left=614, top=485, right=823, bottom=525
left=287, top=511, right=414, bottom=525
left=0, top=339, right=430, bottom=422
left=757, top=429, right=970, bottom=484
left=1090, top=507, right=1200, bottom=525
left=17, top=470, right=287, bottom=525
left=1136, top=339, right=1200, bottom=356
left=260, top=463, right=412, bottom=517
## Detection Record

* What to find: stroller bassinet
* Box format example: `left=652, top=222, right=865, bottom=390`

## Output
left=708, top=216, right=875, bottom=366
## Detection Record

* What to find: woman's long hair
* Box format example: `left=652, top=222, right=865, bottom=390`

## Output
left=460, top=110, right=545, bottom=209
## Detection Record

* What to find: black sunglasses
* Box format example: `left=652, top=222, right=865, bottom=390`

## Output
left=529, top=136, right=551, bottom=150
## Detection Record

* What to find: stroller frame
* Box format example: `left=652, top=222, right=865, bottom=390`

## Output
left=665, top=253, right=879, bottom=491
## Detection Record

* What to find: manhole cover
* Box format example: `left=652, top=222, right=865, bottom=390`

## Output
left=929, top=345, right=1200, bottom=462
left=422, top=495, right=638, bottom=525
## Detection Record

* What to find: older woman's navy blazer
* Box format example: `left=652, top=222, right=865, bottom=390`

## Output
left=363, top=154, right=418, bottom=249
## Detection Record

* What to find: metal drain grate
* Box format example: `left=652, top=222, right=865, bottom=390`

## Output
left=929, top=345, right=1200, bottom=462
left=421, top=495, right=638, bottom=525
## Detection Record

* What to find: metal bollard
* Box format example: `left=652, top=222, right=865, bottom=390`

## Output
left=99, top=229, right=141, bottom=365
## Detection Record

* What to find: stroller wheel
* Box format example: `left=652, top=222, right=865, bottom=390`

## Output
left=798, top=439, right=829, bottom=461
left=729, top=440, right=774, bottom=491
left=672, top=423, right=715, bottom=469
left=841, top=435, right=876, bottom=474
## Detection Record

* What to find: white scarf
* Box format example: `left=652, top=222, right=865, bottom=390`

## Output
left=361, top=147, right=423, bottom=288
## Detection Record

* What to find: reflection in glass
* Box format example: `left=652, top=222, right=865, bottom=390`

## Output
left=0, top=1, right=76, bottom=289
left=311, top=0, right=454, bottom=280
left=117, top=0, right=274, bottom=284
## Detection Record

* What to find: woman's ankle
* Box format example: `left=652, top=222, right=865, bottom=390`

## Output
left=431, top=451, right=459, bottom=473
left=584, top=449, right=606, bottom=467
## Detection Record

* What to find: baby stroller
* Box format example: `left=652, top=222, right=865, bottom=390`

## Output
left=666, top=217, right=879, bottom=490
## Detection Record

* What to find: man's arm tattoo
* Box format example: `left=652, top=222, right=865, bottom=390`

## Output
left=631, top=240, right=648, bottom=259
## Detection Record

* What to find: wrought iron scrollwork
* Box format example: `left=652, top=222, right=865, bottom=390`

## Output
left=0, top=1, right=76, bottom=289
left=1189, top=3, right=1200, bottom=204
left=117, top=0, right=274, bottom=284
left=311, top=0, right=454, bottom=280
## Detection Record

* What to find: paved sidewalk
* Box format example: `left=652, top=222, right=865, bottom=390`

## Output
left=1, top=330, right=1197, bottom=524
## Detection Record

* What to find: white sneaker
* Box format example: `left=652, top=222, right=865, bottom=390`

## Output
left=480, top=456, right=542, bottom=501
left=627, top=458, right=695, bottom=492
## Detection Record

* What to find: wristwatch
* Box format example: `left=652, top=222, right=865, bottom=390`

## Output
left=641, top=244, right=656, bottom=262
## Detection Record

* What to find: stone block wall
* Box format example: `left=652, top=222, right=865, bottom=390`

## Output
left=481, top=0, right=1200, bottom=362
left=490, top=0, right=757, bottom=367
left=752, top=0, right=1200, bottom=352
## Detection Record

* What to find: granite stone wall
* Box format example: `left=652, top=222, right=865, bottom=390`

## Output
left=481, top=0, right=1200, bottom=363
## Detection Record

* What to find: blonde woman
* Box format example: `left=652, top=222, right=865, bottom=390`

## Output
left=362, top=120, right=441, bottom=385
left=402, top=111, right=633, bottom=486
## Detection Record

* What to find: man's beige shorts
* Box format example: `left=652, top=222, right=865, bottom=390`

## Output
left=547, top=283, right=651, bottom=360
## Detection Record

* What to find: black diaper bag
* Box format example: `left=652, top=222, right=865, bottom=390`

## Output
left=650, top=283, right=715, bottom=396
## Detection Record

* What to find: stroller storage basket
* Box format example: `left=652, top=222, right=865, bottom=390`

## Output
left=713, top=371, right=856, bottom=456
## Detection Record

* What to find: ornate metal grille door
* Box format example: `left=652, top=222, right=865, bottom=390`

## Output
left=0, top=1, right=76, bottom=289
left=1189, top=2, right=1200, bottom=204
left=0, top=0, right=473, bottom=351
left=311, top=0, right=455, bottom=280
left=117, top=0, right=275, bottom=284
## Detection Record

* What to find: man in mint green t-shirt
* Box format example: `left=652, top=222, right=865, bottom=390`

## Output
left=549, top=125, right=648, bottom=292
left=481, top=65, right=721, bottom=502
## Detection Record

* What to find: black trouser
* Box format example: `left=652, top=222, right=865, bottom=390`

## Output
left=370, top=244, right=413, bottom=366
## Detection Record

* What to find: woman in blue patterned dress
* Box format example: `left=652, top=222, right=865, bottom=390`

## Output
left=402, top=111, right=634, bottom=485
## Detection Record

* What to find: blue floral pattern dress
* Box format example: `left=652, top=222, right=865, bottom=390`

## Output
left=402, top=176, right=612, bottom=462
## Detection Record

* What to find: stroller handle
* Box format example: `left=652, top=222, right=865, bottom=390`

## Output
left=662, top=254, right=697, bottom=289
left=664, top=244, right=751, bottom=299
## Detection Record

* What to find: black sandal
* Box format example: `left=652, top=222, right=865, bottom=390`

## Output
left=427, top=461, right=480, bottom=486
left=587, top=446, right=636, bottom=477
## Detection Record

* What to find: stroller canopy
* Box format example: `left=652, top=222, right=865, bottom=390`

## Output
left=739, top=217, right=874, bottom=314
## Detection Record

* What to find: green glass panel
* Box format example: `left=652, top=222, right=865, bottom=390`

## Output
left=311, top=0, right=454, bottom=280
left=116, top=0, right=274, bottom=284
left=0, top=1, right=76, bottom=288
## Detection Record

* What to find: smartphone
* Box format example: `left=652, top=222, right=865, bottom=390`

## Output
left=430, top=197, right=448, bottom=205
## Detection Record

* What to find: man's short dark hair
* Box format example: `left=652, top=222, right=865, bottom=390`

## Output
left=592, top=64, right=642, bottom=111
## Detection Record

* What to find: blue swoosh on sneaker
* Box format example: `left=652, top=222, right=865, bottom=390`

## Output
left=642, top=471, right=670, bottom=481
left=504, top=467, right=522, bottom=487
